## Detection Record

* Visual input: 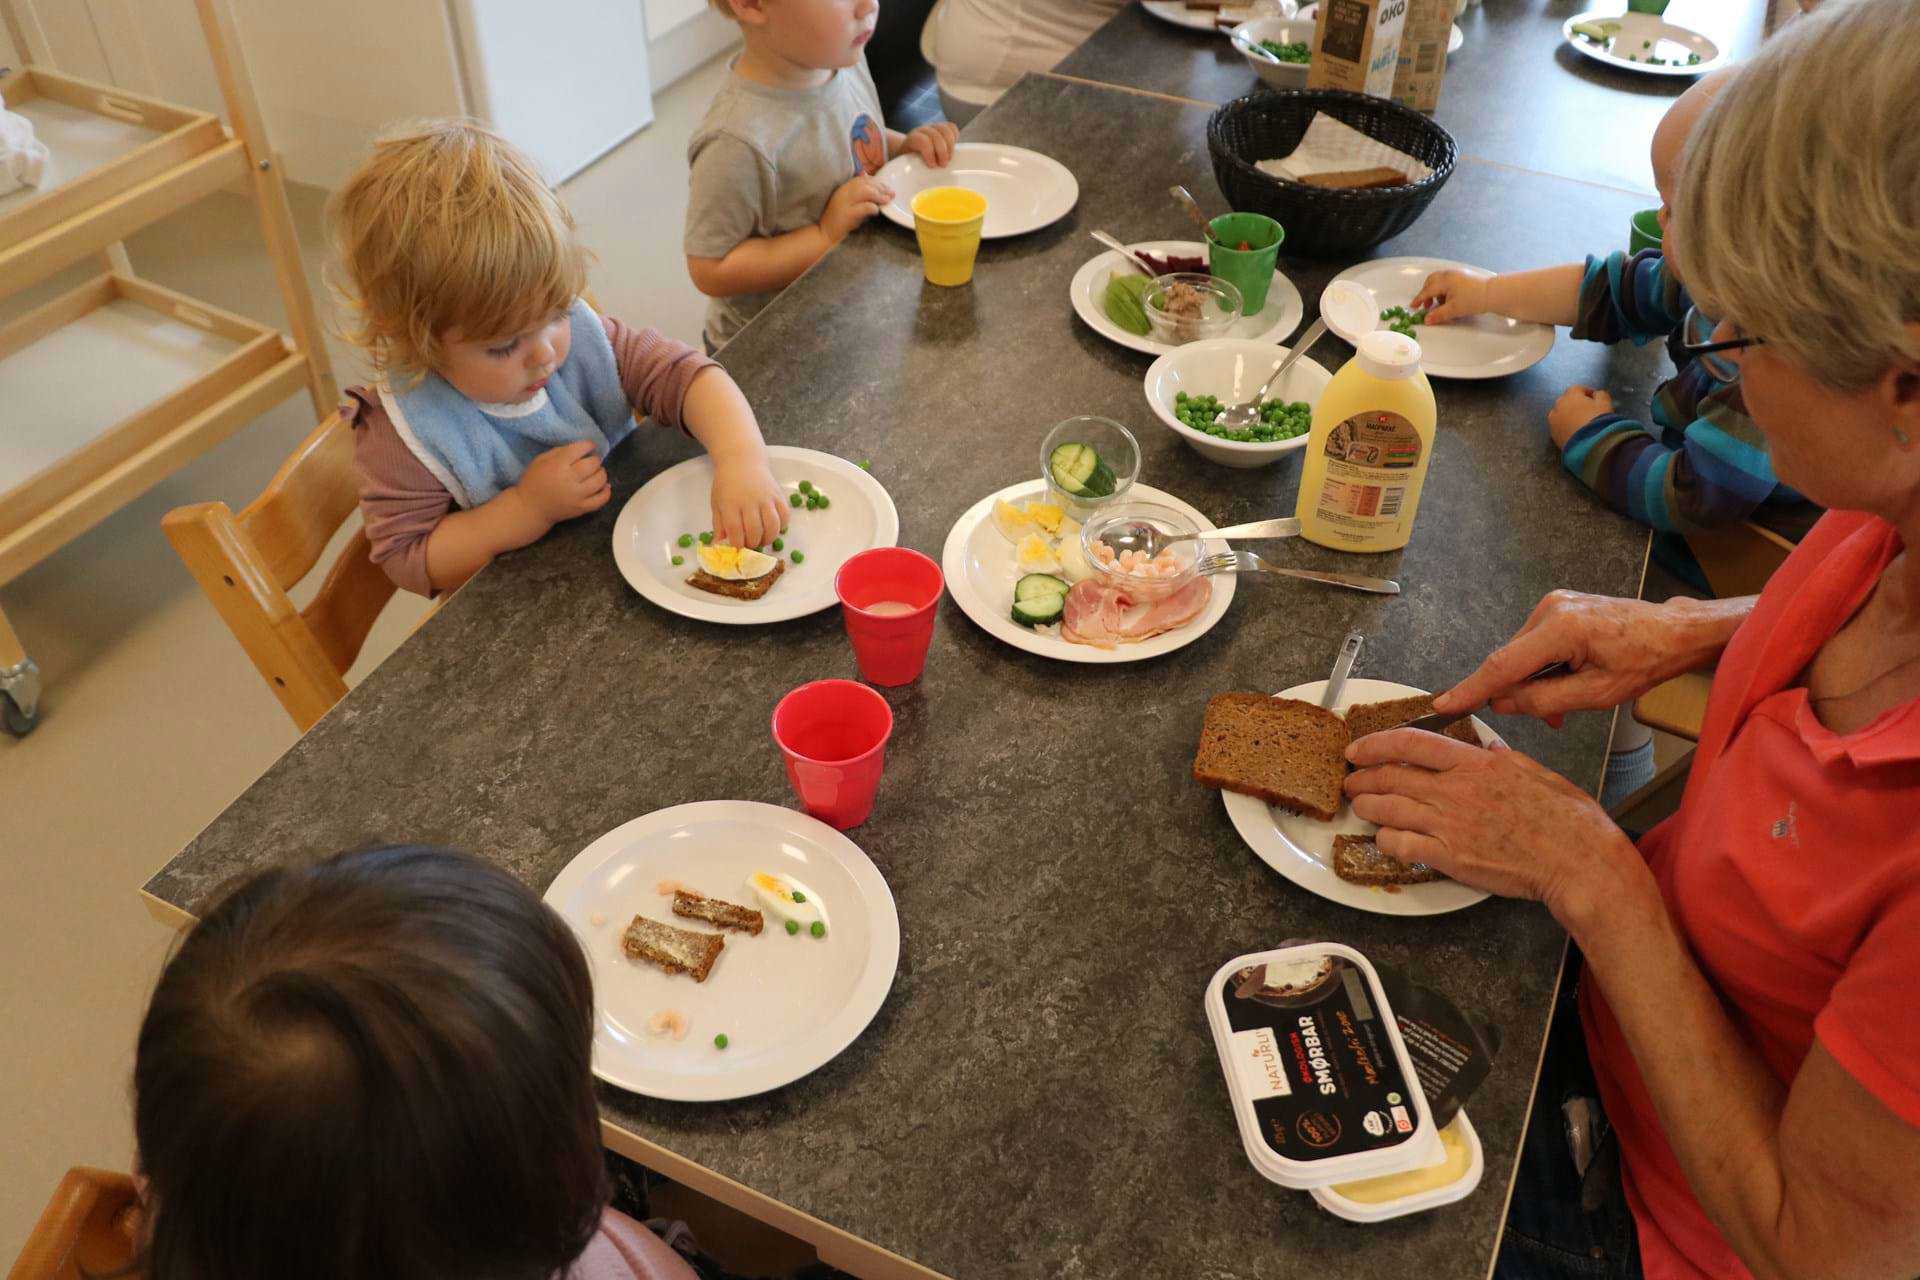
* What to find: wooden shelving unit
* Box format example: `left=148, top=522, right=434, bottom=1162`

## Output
left=0, top=0, right=335, bottom=735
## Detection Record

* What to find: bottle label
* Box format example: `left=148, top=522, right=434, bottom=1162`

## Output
left=1315, top=410, right=1422, bottom=541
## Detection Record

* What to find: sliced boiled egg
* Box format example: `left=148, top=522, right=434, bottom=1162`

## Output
left=1015, top=533, right=1062, bottom=574
left=991, top=499, right=1038, bottom=543
left=1025, top=501, right=1066, bottom=535
left=746, top=871, right=822, bottom=926
left=697, top=544, right=779, bottom=580
left=1056, top=534, right=1094, bottom=583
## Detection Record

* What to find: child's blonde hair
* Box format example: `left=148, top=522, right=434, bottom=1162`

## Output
left=327, top=120, right=588, bottom=382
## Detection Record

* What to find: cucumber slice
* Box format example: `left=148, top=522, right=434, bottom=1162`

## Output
left=1081, top=460, right=1117, bottom=498
left=1048, top=442, right=1101, bottom=495
left=1011, top=591, right=1066, bottom=627
left=1015, top=573, right=1070, bottom=603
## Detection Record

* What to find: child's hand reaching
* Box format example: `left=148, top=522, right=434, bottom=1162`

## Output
left=1548, top=386, right=1615, bottom=447
left=821, top=175, right=894, bottom=244
left=903, top=122, right=959, bottom=168
left=710, top=454, right=789, bottom=551
left=515, top=441, right=611, bottom=524
left=1412, top=267, right=1493, bottom=324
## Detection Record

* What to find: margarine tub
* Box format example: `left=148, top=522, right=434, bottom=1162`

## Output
left=1311, top=1109, right=1484, bottom=1222
left=1205, top=942, right=1442, bottom=1191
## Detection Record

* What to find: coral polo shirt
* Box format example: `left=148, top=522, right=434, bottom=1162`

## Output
left=1581, top=510, right=1920, bottom=1280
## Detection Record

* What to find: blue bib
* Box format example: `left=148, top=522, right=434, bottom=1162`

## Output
left=380, top=298, right=634, bottom=508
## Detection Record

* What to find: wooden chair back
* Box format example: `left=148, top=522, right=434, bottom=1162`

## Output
left=163, top=410, right=397, bottom=731
left=6, top=1167, right=141, bottom=1280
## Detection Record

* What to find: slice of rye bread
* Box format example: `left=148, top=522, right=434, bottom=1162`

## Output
left=622, top=916, right=726, bottom=982
left=671, top=890, right=763, bottom=935
left=687, top=559, right=785, bottom=601
left=1193, top=693, right=1350, bottom=822
left=1333, top=833, right=1447, bottom=886
left=1343, top=694, right=1481, bottom=746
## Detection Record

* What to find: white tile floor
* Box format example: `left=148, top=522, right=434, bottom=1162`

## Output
left=0, top=51, right=734, bottom=1254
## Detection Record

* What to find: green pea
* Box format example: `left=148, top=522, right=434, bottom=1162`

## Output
left=798, top=480, right=814, bottom=494
left=790, top=492, right=803, bottom=507
left=810, top=921, right=825, bottom=938
left=791, top=890, right=806, bottom=903
left=772, top=537, right=784, bottom=551
left=714, top=1033, right=729, bottom=1050
left=699, top=531, right=714, bottom=544
left=859, top=460, right=872, bottom=470
left=671, top=555, right=684, bottom=566
left=677, top=533, right=693, bottom=547
left=791, top=550, right=805, bottom=564
left=816, top=495, right=830, bottom=509
left=786, top=919, right=799, bottom=935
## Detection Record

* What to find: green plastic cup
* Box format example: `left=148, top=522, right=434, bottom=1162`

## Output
left=1625, top=0, right=1671, bottom=13
left=1206, top=212, right=1284, bottom=315
left=1629, top=208, right=1663, bottom=255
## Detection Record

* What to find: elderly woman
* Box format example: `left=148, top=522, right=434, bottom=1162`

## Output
left=1345, top=3, right=1920, bottom=1278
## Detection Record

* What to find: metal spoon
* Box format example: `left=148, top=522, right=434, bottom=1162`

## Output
left=1096, top=515, right=1301, bottom=560
left=1212, top=318, right=1328, bottom=430
left=1169, top=185, right=1218, bottom=243
left=1089, top=229, right=1158, bottom=277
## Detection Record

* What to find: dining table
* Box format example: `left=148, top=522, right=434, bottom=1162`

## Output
left=1053, top=0, right=1771, bottom=194
left=142, top=26, right=1681, bottom=1280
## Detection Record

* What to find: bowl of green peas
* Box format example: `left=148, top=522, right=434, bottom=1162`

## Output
left=1230, top=17, right=1316, bottom=91
left=1143, top=338, right=1333, bottom=468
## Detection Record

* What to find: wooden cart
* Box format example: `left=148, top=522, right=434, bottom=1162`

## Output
left=0, top=0, right=336, bottom=734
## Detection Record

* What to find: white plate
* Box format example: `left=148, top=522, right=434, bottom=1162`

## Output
left=1561, top=10, right=1726, bottom=76
left=1072, top=240, right=1305, bottom=357
left=1141, top=0, right=1231, bottom=33
left=612, top=446, right=898, bottom=625
left=1223, top=678, right=1495, bottom=916
left=544, top=801, right=901, bottom=1101
left=1296, top=4, right=1462, bottom=52
left=1143, top=338, right=1333, bottom=467
left=941, top=480, right=1236, bottom=664
left=876, top=143, right=1079, bottom=239
left=1328, top=256, right=1554, bottom=380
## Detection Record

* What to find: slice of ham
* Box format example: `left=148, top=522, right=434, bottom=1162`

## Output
left=1062, top=578, right=1211, bottom=648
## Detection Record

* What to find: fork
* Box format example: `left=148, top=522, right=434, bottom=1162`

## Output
left=1196, top=549, right=1400, bottom=595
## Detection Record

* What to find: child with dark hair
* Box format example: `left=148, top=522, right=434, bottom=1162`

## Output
left=130, top=845, right=697, bottom=1280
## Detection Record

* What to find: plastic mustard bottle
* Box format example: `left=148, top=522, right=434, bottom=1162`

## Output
left=1294, top=330, right=1436, bottom=553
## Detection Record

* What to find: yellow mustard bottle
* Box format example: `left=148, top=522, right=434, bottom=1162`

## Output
left=1294, top=330, right=1436, bottom=553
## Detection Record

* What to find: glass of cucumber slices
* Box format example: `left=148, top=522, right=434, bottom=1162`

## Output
left=1040, top=416, right=1140, bottom=514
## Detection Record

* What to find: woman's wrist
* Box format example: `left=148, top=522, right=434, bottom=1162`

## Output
left=1658, top=594, right=1757, bottom=676
left=1549, top=832, right=1664, bottom=949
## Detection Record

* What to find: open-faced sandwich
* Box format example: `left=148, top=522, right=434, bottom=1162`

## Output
left=688, top=543, right=785, bottom=600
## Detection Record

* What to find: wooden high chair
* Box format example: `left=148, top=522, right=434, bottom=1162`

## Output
left=163, top=410, right=397, bottom=733
left=6, top=1167, right=141, bottom=1280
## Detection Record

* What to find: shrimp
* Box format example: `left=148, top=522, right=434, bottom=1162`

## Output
left=656, top=878, right=695, bottom=897
left=647, top=1009, right=690, bottom=1040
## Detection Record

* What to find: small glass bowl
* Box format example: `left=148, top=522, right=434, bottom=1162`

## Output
left=1039, top=416, right=1141, bottom=512
left=1079, top=501, right=1203, bottom=601
left=1144, top=273, right=1243, bottom=345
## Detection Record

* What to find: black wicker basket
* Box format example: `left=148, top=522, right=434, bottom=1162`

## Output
left=1206, top=90, right=1458, bottom=259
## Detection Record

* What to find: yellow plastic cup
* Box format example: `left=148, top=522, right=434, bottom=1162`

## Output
left=911, top=186, right=987, bottom=287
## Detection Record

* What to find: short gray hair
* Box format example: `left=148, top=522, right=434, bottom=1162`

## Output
left=1671, top=0, right=1920, bottom=391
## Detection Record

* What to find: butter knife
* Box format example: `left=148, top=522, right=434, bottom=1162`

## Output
left=1390, top=661, right=1576, bottom=736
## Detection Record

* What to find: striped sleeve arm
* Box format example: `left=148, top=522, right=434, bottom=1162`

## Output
left=1569, top=249, right=1686, bottom=346
left=1560, top=402, right=1781, bottom=534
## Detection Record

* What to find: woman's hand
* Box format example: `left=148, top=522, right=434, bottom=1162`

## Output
left=1432, top=590, right=1750, bottom=721
left=1343, top=729, right=1643, bottom=918
left=709, top=454, right=788, bottom=551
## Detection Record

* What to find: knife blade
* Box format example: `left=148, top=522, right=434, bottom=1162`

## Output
left=1380, top=662, right=1577, bottom=737
left=1319, top=630, right=1365, bottom=710
left=1265, top=565, right=1401, bottom=595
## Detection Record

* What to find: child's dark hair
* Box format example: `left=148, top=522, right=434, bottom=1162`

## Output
left=132, top=845, right=608, bottom=1280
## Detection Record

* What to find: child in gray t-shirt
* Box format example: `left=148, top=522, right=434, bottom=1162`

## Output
left=684, top=0, right=958, bottom=350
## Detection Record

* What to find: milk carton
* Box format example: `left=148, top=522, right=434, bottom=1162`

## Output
left=1307, top=0, right=1409, bottom=101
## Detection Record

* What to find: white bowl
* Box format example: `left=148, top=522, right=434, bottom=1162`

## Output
left=1143, top=338, right=1333, bottom=468
left=1232, top=16, right=1316, bottom=91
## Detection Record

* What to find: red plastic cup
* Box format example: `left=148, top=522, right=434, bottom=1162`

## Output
left=833, top=547, right=943, bottom=686
left=771, top=679, right=894, bottom=829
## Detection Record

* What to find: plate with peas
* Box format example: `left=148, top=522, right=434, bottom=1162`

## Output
left=1326, top=257, right=1554, bottom=380
left=1144, top=338, right=1334, bottom=467
left=612, top=446, right=899, bottom=624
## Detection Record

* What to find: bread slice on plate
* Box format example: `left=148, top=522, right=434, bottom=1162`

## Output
left=1332, top=833, right=1447, bottom=886
left=622, top=916, right=726, bottom=981
left=1343, top=694, right=1481, bottom=746
left=1193, top=692, right=1351, bottom=822
left=671, top=890, right=763, bottom=935
left=687, top=559, right=785, bottom=601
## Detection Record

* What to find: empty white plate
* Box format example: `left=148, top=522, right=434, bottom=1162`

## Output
left=941, top=479, right=1236, bottom=664
left=1072, top=240, right=1305, bottom=357
left=611, top=446, right=898, bottom=625
left=876, top=143, right=1079, bottom=239
left=545, top=801, right=901, bottom=1101
left=1222, top=678, right=1496, bottom=917
left=1561, top=10, right=1727, bottom=76
left=1328, top=256, right=1555, bottom=380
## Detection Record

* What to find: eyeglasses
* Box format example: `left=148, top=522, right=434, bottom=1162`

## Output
left=1680, top=307, right=1766, bottom=382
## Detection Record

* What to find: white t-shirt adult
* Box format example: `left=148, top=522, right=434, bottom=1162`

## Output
left=921, top=0, right=1125, bottom=106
